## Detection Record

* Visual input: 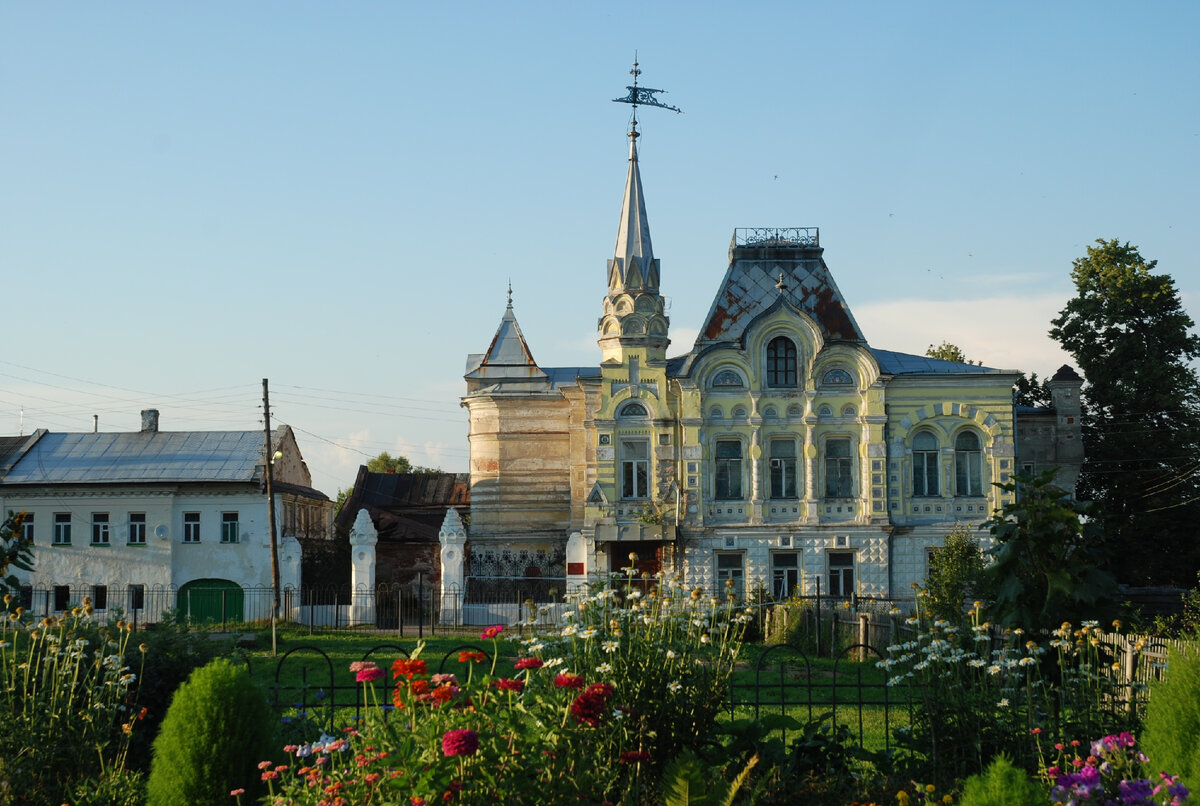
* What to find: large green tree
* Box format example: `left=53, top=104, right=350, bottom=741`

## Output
left=365, top=450, right=440, bottom=475
left=925, top=341, right=980, bottom=365
left=1049, top=239, right=1200, bottom=586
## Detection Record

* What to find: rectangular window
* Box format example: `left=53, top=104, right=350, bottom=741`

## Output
left=714, top=440, right=743, bottom=500
left=620, top=440, right=650, bottom=499
left=53, top=513, right=72, bottom=545
left=771, top=552, right=800, bottom=600
left=824, top=439, right=854, bottom=498
left=827, top=551, right=855, bottom=597
left=768, top=440, right=798, bottom=499
left=92, top=585, right=108, bottom=611
left=220, top=512, right=239, bottom=543
left=183, top=512, right=201, bottom=543
left=128, top=513, right=146, bottom=544
left=128, top=583, right=146, bottom=611
left=956, top=452, right=984, bottom=496
left=91, top=513, right=110, bottom=545
left=53, top=585, right=70, bottom=611
left=21, top=513, right=34, bottom=542
left=913, top=452, right=939, bottom=497
left=18, top=585, right=33, bottom=610
left=716, top=552, right=745, bottom=600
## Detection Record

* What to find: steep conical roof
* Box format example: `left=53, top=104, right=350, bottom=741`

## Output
left=608, top=136, right=658, bottom=293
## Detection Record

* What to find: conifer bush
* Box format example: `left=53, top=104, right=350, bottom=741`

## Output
left=958, top=754, right=1049, bottom=806
left=1142, top=645, right=1200, bottom=791
left=146, top=657, right=277, bottom=806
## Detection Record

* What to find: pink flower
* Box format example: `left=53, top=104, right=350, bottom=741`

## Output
left=514, top=657, right=543, bottom=670
left=230, top=789, right=245, bottom=797
left=354, top=662, right=384, bottom=683
left=494, top=678, right=524, bottom=692
left=442, top=728, right=480, bottom=757
left=481, top=624, right=504, bottom=640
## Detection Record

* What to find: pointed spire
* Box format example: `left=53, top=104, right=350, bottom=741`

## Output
left=482, top=285, right=537, bottom=367
left=610, top=134, right=658, bottom=293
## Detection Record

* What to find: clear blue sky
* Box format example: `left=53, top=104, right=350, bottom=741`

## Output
left=4, top=1, right=1198, bottom=495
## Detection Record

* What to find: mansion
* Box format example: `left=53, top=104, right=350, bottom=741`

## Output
left=460, top=122, right=1082, bottom=602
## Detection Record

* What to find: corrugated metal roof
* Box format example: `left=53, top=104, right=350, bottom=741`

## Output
left=3, top=430, right=270, bottom=485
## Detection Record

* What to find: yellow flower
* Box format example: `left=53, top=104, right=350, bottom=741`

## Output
left=896, top=792, right=911, bottom=806
left=942, top=796, right=953, bottom=805
left=925, top=784, right=936, bottom=794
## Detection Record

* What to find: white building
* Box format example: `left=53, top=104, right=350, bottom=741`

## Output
left=0, top=410, right=329, bottom=623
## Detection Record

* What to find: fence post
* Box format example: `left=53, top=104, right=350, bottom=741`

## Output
left=1124, top=641, right=1137, bottom=719
left=815, top=579, right=823, bottom=658
left=858, top=613, right=870, bottom=662
left=417, top=572, right=425, bottom=641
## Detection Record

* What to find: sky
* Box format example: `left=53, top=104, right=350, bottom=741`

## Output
left=3, top=1, right=1198, bottom=496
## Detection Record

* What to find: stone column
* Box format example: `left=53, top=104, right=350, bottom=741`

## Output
left=566, top=531, right=591, bottom=593
left=349, top=508, right=377, bottom=626
left=439, top=507, right=467, bottom=625
left=279, top=536, right=302, bottom=620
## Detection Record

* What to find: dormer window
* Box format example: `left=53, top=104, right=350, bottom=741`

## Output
left=766, top=337, right=798, bottom=387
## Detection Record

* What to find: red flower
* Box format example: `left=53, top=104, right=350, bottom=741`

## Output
left=458, top=651, right=487, bottom=664
left=619, top=750, right=651, bottom=764
left=554, top=672, right=585, bottom=689
left=494, top=678, right=524, bottom=693
left=353, top=662, right=384, bottom=683
left=480, top=624, right=504, bottom=640
left=570, top=683, right=615, bottom=727
left=514, top=657, right=543, bottom=671
left=392, top=658, right=428, bottom=679
left=442, top=729, right=480, bottom=758
left=431, top=684, right=456, bottom=704
left=585, top=682, right=614, bottom=699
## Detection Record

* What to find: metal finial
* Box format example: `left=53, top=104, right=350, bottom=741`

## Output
left=506, top=280, right=513, bottom=308
left=775, top=272, right=790, bottom=294
left=613, top=54, right=682, bottom=141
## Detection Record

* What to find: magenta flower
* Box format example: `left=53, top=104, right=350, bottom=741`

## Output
left=351, top=661, right=384, bottom=683
left=514, top=657, right=543, bottom=670
left=442, top=728, right=480, bottom=757
left=480, top=624, right=504, bottom=640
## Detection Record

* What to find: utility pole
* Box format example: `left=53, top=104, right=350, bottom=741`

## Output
left=263, top=378, right=281, bottom=656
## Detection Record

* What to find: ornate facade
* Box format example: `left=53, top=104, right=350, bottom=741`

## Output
left=462, top=124, right=1082, bottom=601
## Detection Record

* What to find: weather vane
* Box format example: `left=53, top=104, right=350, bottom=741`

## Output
left=612, top=54, right=681, bottom=138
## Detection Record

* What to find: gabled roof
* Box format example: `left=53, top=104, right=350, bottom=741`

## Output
left=0, top=431, right=44, bottom=477
left=2, top=427, right=290, bottom=485
left=334, top=468, right=470, bottom=541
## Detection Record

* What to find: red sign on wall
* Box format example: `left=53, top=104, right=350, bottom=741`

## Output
left=567, top=562, right=585, bottom=575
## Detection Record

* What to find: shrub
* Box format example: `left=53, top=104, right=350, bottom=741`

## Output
left=1143, top=645, right=1200, bottom=791
left=146, top=657, right=277, bottom=806
left=959, top=754, right=1048, bottom=806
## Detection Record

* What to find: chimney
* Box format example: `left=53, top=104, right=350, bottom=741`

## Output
left=141, top=409, right=159, bottom=433
left=93, top=415, right=98, bottom=433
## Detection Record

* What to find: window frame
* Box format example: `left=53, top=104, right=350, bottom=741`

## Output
left=765, top=336, right=798, bottom=388
left=92, top=584, right=108, bottom=610
left=827, top=551, right=855, bottom=598
left=823, top=438, right=854, bottom=499
left=771, top=551, right=800, bottom=600
left=183, top=512, right=201, bottom=544
left=912, top=431, right=940, bottom=497
left=713, top=439, right=744, bottom=500
left=128, top=583, right=146, bottom=611
left=716, top=552, right=746, bottom=600
left=21, top=514, right=34, bottom=543
left=954, top=431, right=984, bottom=497
left=768, top=438, right=798, bottom=500
left=220, top=512, right=240, bottom=544
left=91, top=513, right=110, bottom=545
left=128, top=513, right=146, bottom=545
left=619, top=439, right=651, bottom=500
left=53, top=513, right=72, bottom=545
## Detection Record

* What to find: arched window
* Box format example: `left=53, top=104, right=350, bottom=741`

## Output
left=955, top=431, right=983, bottom=497
left=732, top=406, right=748, bottom=419
left=766, top=337, right=798, bottom=387
left=842, top=405, right=857, bottom=417
left=824, top=438, right=853, bottom=498
left=712, top=369, right=744, bottom=388
left=618, top=401, right=648, bottom=418
left=912, top=431, right=939, bottom=497
left=822, top=368, right=854, bottom=386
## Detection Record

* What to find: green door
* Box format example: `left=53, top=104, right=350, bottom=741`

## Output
left=178, top=579, right=244, bottom=624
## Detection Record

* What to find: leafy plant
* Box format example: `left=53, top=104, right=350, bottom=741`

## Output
left=0, top=605, right=143, bottom=805
left=924, top=523, right=989, bottom=626
left=659, top=748, right=757, bottom=806
left=984, top=470, right=1118, bottom=631
left=146, top=657, right=277, bottom=806
left=1142, top=646, right=1200, bottom=791
left=0, top=511, right=33, bottom=598
left=959, top=754, right=1047, bottom=806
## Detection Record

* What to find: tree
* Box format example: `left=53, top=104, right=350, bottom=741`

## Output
left=923, top=524, right=990, bottom=624
left=1, top=510, right=33, bottom=600
left=925, top=341, right=980, bottom=365
left=983, top=470, right=1118, bottom=630
left=1012, top=372, right=1051, bottom=408
left=365, top=450, right=441, bottom=475
left=1049, top=238, right=1200, bottom=586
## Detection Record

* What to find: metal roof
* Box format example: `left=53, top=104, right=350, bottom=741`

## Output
left=3, top=430, right=275, bottom=485
left=869, top=348, right=1014, bottom=376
